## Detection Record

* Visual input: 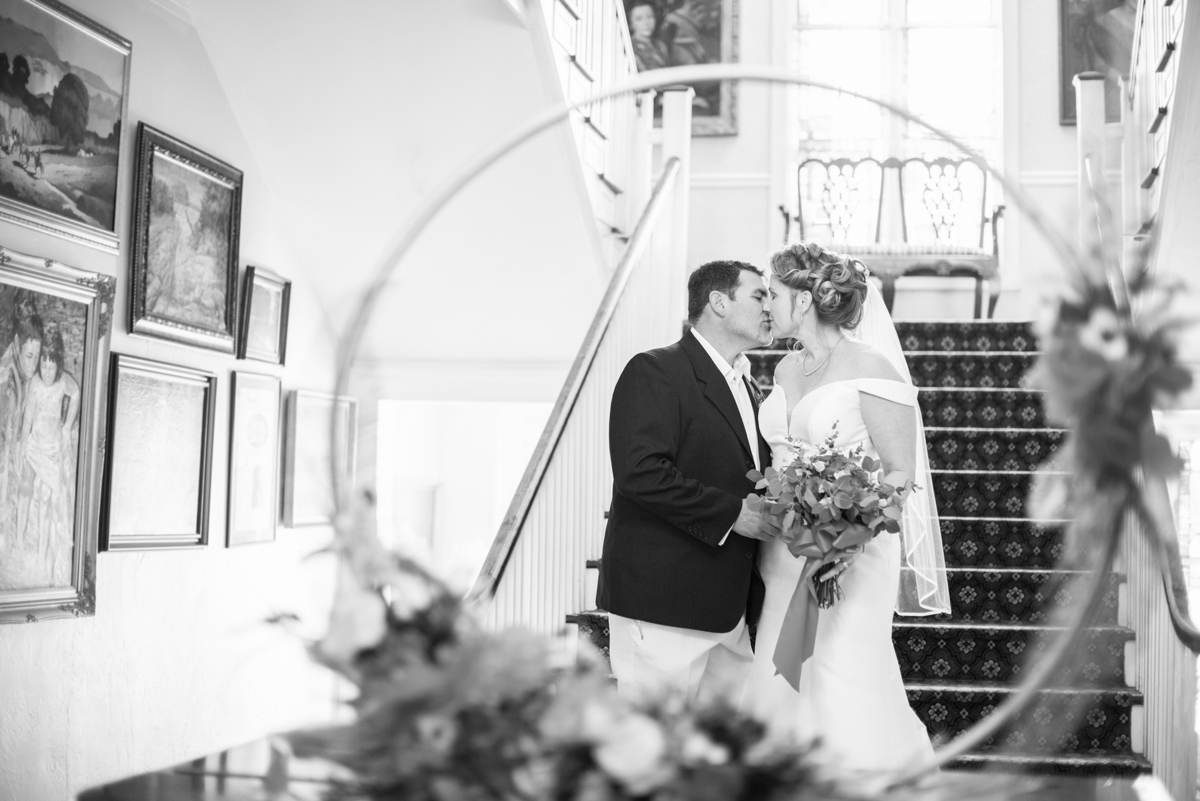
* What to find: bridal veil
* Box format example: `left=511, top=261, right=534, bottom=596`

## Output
left=848, top=279, right=951, bottom=616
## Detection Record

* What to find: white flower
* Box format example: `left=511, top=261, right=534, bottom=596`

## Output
left=1078, top=307, right=1129, bottom=362
left=811, top=460, right=826, bottom=473
left=588, top=710, right=674, bottom=795
left=316, top=560, right=387, bottom=666
left=681, top=731, right=730, bottom=765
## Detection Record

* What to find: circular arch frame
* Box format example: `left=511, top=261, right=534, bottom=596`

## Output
left=330, top=63, right=1111, bottom=785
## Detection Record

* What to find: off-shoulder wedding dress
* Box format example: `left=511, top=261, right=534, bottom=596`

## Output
left=743, top=376, right=936, bottom=772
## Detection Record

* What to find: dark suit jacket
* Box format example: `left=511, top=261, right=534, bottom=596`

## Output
left=596, top=331, right=770, bottom=633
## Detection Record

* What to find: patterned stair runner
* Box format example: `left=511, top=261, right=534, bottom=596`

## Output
left=568, top=321, right=1149, bottom=776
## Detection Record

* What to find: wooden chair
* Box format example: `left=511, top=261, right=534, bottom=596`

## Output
left=782, top=156, right=1005, bottom=318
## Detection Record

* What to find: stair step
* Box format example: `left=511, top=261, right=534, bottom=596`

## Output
left=907, top=352, right=1038, bottom=389
left=919, top=389, right=1048, bottom=429
left=907, top=683, right=1141, bottom=757
left=941, top=518, right=1067, bottom=569
left=928, top=429, right=1065, bottom=471
left=932, top=470, right=1042, bottom=518
left=895, top=321, right=1039, bottom=354
left=948, top=752, right=1151, bottom=777
left=933, top=569, right=1121, bottom=626
left=892, top=622, right=1132, bottom=688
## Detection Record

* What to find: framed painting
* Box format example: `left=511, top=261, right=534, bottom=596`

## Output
left=0, top=244, right=115, bottom=624
left=228, top=371, right=280, bottom=546
left=282, top=390, right=357, bottom=528
left=0, top=0, right=131, bottom=253
left=237, top=265, right=290, bottom=365
left=623, top=0, right=738, bottom=135
left=1059, top=0, right=1137, bottom=125
left=129, top=122, right=242, bottom=353
left=99, top=355, right=216, bottom=551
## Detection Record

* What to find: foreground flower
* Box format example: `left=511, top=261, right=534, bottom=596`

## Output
left=590, top=710, right=675, bottom=795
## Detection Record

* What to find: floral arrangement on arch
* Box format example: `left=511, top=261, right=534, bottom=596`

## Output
left=282, top=501, right=865, bottom=801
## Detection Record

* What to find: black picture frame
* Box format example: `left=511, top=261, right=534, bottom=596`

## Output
left=0, top=0, right=132, bottom=253
left=228, top=371, right=281, bottom=547
left=99, top=354, right=216, bottom=551
left=0, top=245, right=115, bottom=623
left=129, top=122, right=243, bottom=353
left=237, top=265, right=290, bottom=365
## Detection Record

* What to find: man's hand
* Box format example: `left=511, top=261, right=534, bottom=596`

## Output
left=731, top=495, right=780, bottom=541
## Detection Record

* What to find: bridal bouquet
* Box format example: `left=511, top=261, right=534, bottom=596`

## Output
left=747, top=425, right=916, bottom=609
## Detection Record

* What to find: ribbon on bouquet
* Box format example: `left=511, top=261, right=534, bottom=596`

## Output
left=772, top=554, right=836, bottom=691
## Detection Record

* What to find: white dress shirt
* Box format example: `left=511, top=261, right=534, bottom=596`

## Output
left=691, top=329, right=761, bottom=546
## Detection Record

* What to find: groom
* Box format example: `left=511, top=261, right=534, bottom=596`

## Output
left=597, top=260, right=777, bottom=705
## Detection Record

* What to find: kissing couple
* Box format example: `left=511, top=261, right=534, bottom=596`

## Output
left=595, top=240, right=951, bottom=773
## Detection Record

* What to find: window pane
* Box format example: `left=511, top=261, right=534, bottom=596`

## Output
left=906, top=0, right=998, bottom=26
left=905, top=27, right=999, bottom=158
left=797, top=0, right=886, bottom=27
left=794, top=30, right=885, bottom=150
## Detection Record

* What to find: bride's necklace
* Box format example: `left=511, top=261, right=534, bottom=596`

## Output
left=801, top=336, right=845, bottom=377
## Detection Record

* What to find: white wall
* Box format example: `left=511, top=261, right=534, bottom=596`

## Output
left=683, top=0, right=1107, bottom=321
left=0, top=2, right=612, bottom=796
left=0, top=3, right=343, bottom=798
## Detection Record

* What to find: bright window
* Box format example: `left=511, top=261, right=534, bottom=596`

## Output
left=790, top=0, right=1003, bottom=163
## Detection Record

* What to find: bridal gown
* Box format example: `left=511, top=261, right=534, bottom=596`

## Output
left=744, top=377, right=935, bottom=772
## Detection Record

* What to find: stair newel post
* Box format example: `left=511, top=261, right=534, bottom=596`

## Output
left=1074, top=72, right=1108, bottom=254
left=660, top=88, right=694, bottom=334
left=627, top=90, right=657, bottom=232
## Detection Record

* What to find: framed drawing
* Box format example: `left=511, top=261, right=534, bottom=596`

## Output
left=228, top=371, right=281, bottom=546
left=99, top=355, right=216, bottom=551
left=282, top=390, right=357, bottom=528
left=623, top=0, right=739, bottom=135
left=129, top=122, right=242, bottom=353
left=1059, top=0, right=1137, bottom=125
left=237, top=266, right=290, bottom=364
left=0, top=0, right=131, bottom=253
left=0, top=245, right=115, bottom=624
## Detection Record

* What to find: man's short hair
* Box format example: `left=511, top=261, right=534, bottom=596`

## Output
left=686, top=260, right=763, bottom=324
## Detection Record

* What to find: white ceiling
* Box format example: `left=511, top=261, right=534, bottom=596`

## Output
left=185, top=0, right=606, bottom=367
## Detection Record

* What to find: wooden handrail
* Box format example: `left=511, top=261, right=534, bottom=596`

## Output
left=466, top=157, right=683, bottom=605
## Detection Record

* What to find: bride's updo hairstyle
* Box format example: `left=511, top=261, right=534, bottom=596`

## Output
left=769, top=240, right=870, bottom=329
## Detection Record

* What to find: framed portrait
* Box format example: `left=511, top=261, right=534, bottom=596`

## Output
left=237, top=266, right=290, bottom=365
left=228, top=371, right=280, bottom=546
left=99, top=355, right=216, bottom=551
left=0, top=244, right=115, bottom=624
left=622, top=0, right=739, bottom=135
left=1059, top=0, right=1137, bottom=125
left=0, top=0, right=131, bottom=253
left=129, top=122, right=242, bottom=353
left=282, top=390, right=357, bottom=528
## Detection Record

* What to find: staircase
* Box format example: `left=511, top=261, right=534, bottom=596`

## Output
left=569, top=319, right=1152, bottom=777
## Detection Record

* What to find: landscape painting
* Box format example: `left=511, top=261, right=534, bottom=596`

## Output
left=130, top=123, right=242, bottom=354
left=0, top=0, right=130, bottom=252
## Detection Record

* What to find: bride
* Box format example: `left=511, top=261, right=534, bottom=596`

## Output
left=743, top=241, right=951, bottom=772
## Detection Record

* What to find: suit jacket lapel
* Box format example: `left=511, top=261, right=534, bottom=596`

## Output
left=681, top=332, right=755, bottom=463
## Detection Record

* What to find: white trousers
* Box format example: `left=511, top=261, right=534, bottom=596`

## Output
left=608, top=613, right=754, bottom=707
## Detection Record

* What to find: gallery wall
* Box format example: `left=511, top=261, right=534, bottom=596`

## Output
left=0, top=1, right=343, bottom=798
left=0, top=1, right=612, bottom=797
left=683, top=0, right=1110, bottom=321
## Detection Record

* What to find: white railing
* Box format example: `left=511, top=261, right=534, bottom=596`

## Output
left=530, top=0, right=642, bottom=256
left=467, top=92, right=694, bottom=636
left=1079, top=15, right=1200, bottom=795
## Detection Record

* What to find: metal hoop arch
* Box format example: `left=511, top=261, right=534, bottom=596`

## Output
left=330, top=63, right=1100, bottom=784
